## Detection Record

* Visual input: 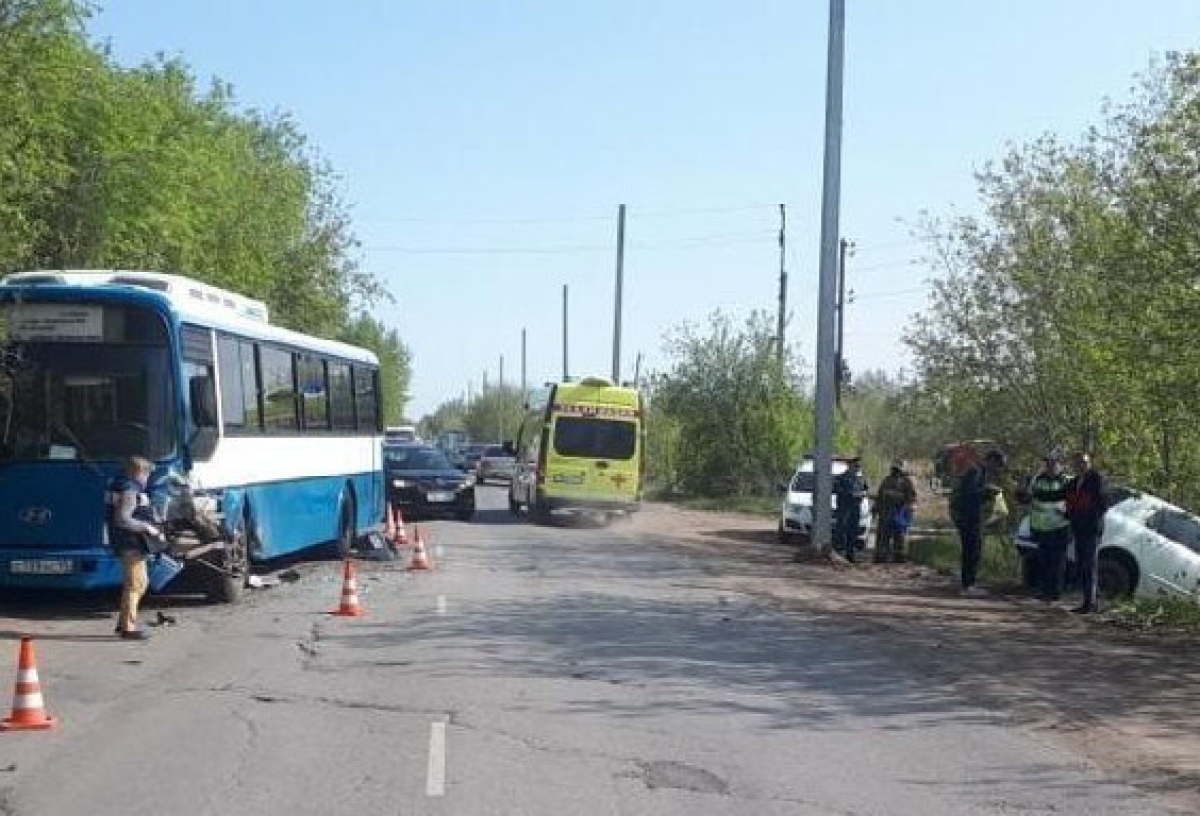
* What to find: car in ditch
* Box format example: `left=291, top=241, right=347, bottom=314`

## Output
left=384, top=444, right=475, bottom=522
left=1013, top=485, right=1200, bottom=602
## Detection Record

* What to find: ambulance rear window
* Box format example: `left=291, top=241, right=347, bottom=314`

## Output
left=553, top=418, right=636, bottom=460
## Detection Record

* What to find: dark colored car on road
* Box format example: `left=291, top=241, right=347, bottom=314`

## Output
left=384, top=444, right=475, bottom=521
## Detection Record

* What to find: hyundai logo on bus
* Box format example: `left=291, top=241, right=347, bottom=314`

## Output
left=18, top=507, right=52, bottom=526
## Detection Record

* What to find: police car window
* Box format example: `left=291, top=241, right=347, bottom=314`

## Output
left=1145, top=508, right=1200, bottom=554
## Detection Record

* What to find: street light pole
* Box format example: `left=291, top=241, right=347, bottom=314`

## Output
left=612, top=204, right=626, bottom=384
left=811, top=0, right=847, bottom=557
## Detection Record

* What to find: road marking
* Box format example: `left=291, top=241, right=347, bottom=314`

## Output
left=427, top=720, right=447, bottom=797
left=436, top=595, right=447, bottom=616
left=435, top=544, right=445, bottom=559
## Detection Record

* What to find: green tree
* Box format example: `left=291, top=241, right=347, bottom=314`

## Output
left=650, top=310, right=813, bottom=496
left=339, top=314, right=412, bottom=425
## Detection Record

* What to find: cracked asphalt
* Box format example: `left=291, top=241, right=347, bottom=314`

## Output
left=0, top=487, right=1182, bottom=815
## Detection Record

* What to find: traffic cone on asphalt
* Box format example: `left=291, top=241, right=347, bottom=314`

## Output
left=1, top=636, right=57, bottom=731
left=330, top=560, right=365, bottom=617
left=407, top=527, right=432, bottom=572
left=394, top=508, right=409, bottom=549
left=384, top=502, right=397, bottom=544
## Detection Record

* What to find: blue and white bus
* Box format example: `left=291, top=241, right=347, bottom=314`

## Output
left=0, top=270, right=385, bottom=601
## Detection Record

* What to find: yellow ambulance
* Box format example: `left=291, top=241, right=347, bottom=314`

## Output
left=508, top=377, right=644, bottom=522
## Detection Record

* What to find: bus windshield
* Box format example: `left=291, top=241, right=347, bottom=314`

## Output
left=0, top=304, right=176, bottom=461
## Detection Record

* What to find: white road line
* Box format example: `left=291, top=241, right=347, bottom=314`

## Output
left=435, top=544, right=445, bottom=559
left=427, top=720, right=447, bottom=797
left=436, top=595, right=447, bottom=616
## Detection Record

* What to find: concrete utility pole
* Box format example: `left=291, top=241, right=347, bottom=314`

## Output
left=835, top=237, right=854, bottom=406
left=612, top=204, right=626, bottom=384
left=777, top=203, right=787, bottom=368
left=562, top=284, right=569, bottom=382
left=811, top=0, right=847, bottom=557
left=498, top=354, right=505, bottom=442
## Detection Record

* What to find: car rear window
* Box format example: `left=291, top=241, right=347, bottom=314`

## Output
left=553, top=418, right=636, bottom=460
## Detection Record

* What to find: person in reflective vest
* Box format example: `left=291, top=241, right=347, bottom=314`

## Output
left=1028, top=451, right=1071, bottom=603
left=105, top=456, right=161, bottom=640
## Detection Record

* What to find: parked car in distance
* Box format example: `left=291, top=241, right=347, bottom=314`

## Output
left=384, top=444, right=475, bottom=521
left=1014, top=485, right=1200, bottom=602
left=460, top=443, right=488, bottom=472
left=778, top=456, right=871, bottom=548
left=477, top=444, right=517, bottom=485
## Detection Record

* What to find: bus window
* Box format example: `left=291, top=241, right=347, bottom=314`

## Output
left=260, top=346, right=298, bottom=432
left=298, top=356, right=329, bottom=431
left=0, top=304, right=175, bottom=460
left=329, top=362, right=355, bottom=431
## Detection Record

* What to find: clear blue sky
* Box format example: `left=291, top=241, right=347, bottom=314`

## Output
left=89, top=1, right=1200, bottom=419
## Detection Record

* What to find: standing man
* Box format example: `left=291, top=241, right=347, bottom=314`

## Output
left=949, top=449, right=1004, bottom=596
left=1028, top=451, right=1072, bottom=603
left=105, top=456, right=161, bottom=640
left=833, top=457, right=868, bottom=563
left=873, top=460, right=917, bottom=563
left=1066, top=452, right=1107, bottom=613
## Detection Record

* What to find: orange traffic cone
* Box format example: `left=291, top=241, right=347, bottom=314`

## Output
left=384, top=502, right=397, bottom=543
left=394, top=507, right=409, bottom=548
left=330, top=560, right=365, bottom=617
left=1, top=636, right=56, bottom=731
left=407, top=527, right=433, bottom=572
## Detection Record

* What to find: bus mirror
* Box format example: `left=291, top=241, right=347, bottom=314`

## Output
left=190, top=376, right=218, bottom=428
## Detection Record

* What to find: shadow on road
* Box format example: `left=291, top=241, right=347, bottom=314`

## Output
left=327, top=518, right=1200, bottom=807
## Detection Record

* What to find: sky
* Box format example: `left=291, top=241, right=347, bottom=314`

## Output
left=88, top=1, right=1200, bottom=419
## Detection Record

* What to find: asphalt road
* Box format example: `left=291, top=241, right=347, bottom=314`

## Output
left=0, top=486, right=1175, bottom=815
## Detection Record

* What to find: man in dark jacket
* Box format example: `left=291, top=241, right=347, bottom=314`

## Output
left=950, top=449, right=1003, bottom=596
left=833, top=458, right=868, bottom=563
left=1066, top=452, right=1107, bottom=614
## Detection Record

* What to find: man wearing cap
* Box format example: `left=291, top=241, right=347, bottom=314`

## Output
left=873, top=460, right=917, bottom=563
left=832, top=457, right=868, bottom=563
left=1028, top=451, right=1072, bottom=602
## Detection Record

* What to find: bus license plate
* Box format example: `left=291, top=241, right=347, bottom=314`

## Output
left=10, top=559, right=76, bottom=575
left=426, top=491, right=454, bottom=503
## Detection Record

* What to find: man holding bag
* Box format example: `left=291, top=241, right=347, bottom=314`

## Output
left=873, top=460, right=917, bottom=563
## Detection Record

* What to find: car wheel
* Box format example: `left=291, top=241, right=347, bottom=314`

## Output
left=1097, top=551, right=1137, bottom=599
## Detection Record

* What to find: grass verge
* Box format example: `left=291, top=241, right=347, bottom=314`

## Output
left=1107, top=597, right=1200, bottom=633
left=658, top=493, right=779, bottom=518
left=906, top=531, right=1023, bottom=587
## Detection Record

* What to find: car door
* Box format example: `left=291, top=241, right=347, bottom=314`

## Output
left=1142, top=507, right=1200, bottom=598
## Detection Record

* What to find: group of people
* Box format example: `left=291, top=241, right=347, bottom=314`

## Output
left=831, top=448, right=1108, bottom=613
left=830, top=457, right=918, bottom=565
left=950, top=448, right=1107, bottom=612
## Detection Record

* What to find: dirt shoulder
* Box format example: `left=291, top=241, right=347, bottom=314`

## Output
left=619, top=502, right=1200, bottom=815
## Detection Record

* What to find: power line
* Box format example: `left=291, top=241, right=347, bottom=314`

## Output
left=365, top=229, right=777, bottom=255
left=355, top=202, right=795, bottom=227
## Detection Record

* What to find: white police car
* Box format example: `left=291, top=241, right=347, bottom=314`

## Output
left=778, top=456, right=871, bottom=547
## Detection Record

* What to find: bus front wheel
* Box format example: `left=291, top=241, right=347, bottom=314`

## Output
left=208, top=513, right=250, bottom=604
left=335, top=492, right=357, bottom=559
